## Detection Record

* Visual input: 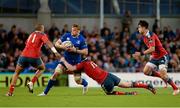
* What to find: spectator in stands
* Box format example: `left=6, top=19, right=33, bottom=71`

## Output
left=121, top=10, right=132, bottom=33
left=48, top=23, right=59, bottom=41
left=8, top=25, right=17, bottom=41
left=80, top=25, right=89, bottom=38
left=61, top=24, right=70, bottom=35
left=101, top=22, right=111, bottom=36
left=163, top=26, right=176, bottom=41
left=152, top=19, right=159, bottom=33
left=0, top=24, right=6, bottom=34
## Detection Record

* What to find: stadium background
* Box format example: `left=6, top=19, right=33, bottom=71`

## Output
left=0, top=0, right=179, bottom=88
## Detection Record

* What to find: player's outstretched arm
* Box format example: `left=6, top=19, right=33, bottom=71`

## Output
left=55, top=40, right=67, bottom=50
left=61, top=57, right=77, bottom=71
left=45, top=40, right=61, bottom=58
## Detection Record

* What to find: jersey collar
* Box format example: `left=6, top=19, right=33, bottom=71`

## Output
left=71, top=33, right=80, bottom=38
left=145, top=30, right=151, bottom=38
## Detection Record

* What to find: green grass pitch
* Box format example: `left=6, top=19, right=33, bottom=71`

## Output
left=0, top=87, right=180, bottom=107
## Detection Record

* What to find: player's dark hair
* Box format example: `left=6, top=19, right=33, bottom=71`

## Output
left=35, top=24, right=44, bottom=31
left=138, top=20, right=149, bottom=29
left=72, top=24, right=80, bottom=30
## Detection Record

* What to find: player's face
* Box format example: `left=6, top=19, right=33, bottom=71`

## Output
left=71, top=27, right=80, bottom=36
left=138, top=25, right=145, bottom=34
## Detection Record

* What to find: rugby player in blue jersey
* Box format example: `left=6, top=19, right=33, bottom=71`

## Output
left=38, top=24, right=88, bottom=96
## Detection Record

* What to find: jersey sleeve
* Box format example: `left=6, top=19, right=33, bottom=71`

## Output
left=41, top=34, right=49, bottom=43
left=148, top=35, right=155, bottom=47
left=80, top=37, right=88, bottom=49
left=76, top=62, right=84, bottom=71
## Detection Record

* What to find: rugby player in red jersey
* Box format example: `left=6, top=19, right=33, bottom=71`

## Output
left=6, top=24, right=61, bottom=96
left=61, top=57, right=156, bottom=95
left=133, top=20, right=179, bottom=95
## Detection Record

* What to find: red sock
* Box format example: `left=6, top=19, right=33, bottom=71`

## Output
left=167, top=79, right=178, bottom=90
left=133, top=82, right=148, bottom=88
left=106, top=91, right=125, bottom=95
left=9, top=84, right=15, bottom=94
left=113, top=91, right=136, bottom=95
left=152, top=71, right=167, bottom=84
left=152, top=71, right=161, bottom=78
left=31, top=76, right=38, bottom=84
left=114, top=91, right=126, bottom=95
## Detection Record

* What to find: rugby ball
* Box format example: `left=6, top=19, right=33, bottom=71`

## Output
left=62, top=41, right=73, bottom=48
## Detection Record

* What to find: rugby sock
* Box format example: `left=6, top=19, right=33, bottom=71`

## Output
left=82, top=79, right=88, bottom=87
left=31, top=76, right=38, bottom=84
left=106, top=91, right=125, bottom=95
left=151, top=71, right=168, bottom=86
left=44, top=79, right=56, bottom=94
left=151, top=71, right=161, bottom=78
left=9, top=84, right=15, bottom=94
left=107, top=91, right=136, bottom=95
left=132, top=82, right=148, bottom=88
left=165, top=78, right=178, bottom=90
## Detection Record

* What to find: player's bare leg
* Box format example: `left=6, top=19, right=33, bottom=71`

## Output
left=74, top=73, right=88, bottom=95
left=143, top=65, right=167, bottom=88
left=27, top=64, right=45, bottom=93
left=144, top=64, right=179, bottom=95
left=158, top=65, right=179, bottom=95
left=118, top=80, right=156, bottom=94
left=38, top=64, right=64, bottom=96
left=6, top=65, right=24, bottom=96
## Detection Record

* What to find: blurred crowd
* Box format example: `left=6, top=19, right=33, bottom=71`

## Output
left=0, top=21, right=180, bottom=73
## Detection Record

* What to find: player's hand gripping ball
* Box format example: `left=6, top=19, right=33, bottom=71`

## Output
left=62, top=41, right=74, bottom=48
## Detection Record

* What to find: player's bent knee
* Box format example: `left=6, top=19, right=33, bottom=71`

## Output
left=143, top=66, right=153, bottom=76
left=51, top=72, right=60, bottom=80
left=37, top=65, right=45, bottom=72
left=15, top=65, right=24, bottom=74
left=55, top=64, right=64, bottom=74
left=159, top=64, right=167, bottom=72
left=143, top=69, right=151, bottom=76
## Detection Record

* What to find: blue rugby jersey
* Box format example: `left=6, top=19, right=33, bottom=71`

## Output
left=60, top=33, right=87, bottom=65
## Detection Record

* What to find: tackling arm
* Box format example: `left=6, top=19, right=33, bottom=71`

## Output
left=45, top=40, right=58, bottom=53
left=55, top=40, right=66, bottom=50
left=61, top=58, right=77, bottom=71
left=45, top=40, right=61, bottom=58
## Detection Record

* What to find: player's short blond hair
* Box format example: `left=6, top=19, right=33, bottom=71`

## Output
left=72, top=24, right=80, bottom=30
left=35, top=24, right=44, bottom=31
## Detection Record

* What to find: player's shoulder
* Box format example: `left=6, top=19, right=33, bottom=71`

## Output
left=78, top=34, right=86, bottom=40
left=145, top=31, right=155, bottom=38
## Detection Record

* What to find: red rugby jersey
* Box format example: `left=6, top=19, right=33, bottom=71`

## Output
left=76, top=61, right=108, bottom=84
left=142, top=31, right=167, bottom=59
left=21, top=31, right=49, bottom=58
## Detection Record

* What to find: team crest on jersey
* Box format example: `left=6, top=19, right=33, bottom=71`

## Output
left=148, top=38, right=153, bottom=43
left=67, top=38, right=70, bottom=41
left=76, top=40, right=80, bottom=44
